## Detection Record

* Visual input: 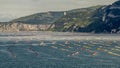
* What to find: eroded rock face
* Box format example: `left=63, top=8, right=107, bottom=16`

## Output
left=103, top=0, right=120, bottom=33
left=0, top=22, right=54, bottom=32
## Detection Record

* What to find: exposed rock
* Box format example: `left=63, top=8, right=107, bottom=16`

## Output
left=103, top=0, right=120, bottom=33
left=0, top=22, right=54, bottom=32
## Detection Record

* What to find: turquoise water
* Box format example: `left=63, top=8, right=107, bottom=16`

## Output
left=0, top=32, right=120, bottom=68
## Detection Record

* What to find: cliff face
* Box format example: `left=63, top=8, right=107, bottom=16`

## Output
left=102, top=0, right=120, bottom=33
left=0, top=11, right=62, bottom=32
left=0, top=22, right=54, bottom=32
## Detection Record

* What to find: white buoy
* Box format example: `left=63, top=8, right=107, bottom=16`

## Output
left=71, top=52, right=79, bottom=56
left=52, top=41, right=56, bottom=44
left=40, top=41, right=46, bottom=46
left=65, top=41, right=69, bottom=44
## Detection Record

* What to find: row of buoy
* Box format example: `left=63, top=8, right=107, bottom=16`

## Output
left=51, top=46, right=58, bottom=49
left=68, top=51, right=98, bottom=57
left=107, top=52, right=120, bottom=57
left=39, top=41, right=70, bottom=46
left=39, top=41, right=116, bottom=57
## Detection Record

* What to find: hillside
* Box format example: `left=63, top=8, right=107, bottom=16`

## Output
left=0, top=0, right=119, bottom=33
left=11, top=11, right=65, bottom=24
left=0, top=11, right=65, bottom=31
left=51, top=6, right=105, bottom=32
left=51, top=0, right=120, bottom=33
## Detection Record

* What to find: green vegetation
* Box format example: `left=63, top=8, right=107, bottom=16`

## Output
left=11, top=11, right=64, bottom=24
left=1, top=0, right=119, bottom=33
left=0, top=5, right=113, bottom=33
left=53, top=5, right=105, bottom=32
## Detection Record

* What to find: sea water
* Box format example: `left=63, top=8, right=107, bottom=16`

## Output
left=0, top=31, right=120, bottom=68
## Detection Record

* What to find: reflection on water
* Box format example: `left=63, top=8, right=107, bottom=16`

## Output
left=0, top=32, right=120, bottom=68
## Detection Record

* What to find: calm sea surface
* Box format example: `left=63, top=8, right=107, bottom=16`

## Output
left=0, top=31, right=120, bottom=68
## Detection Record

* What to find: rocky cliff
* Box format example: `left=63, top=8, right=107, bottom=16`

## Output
left=0, top=11, right=63, bottom=32
left=0, top=22, right=55, bottom=32
left=102, top=0, right=120, bottom=33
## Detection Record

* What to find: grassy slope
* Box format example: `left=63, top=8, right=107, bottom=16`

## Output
left=53, top=5, right=105, bottom=32
left=11, top=11, right=64, bottom=24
